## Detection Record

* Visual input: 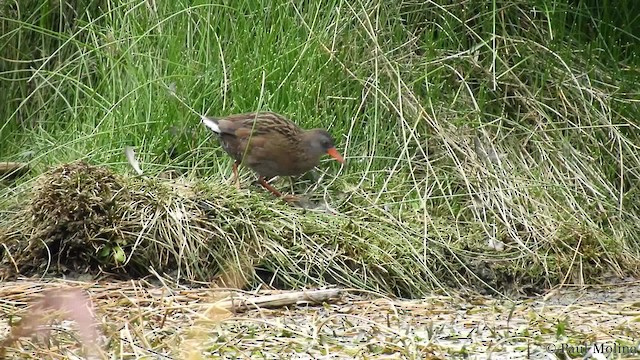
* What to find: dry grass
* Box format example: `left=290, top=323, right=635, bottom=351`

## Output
left=2, top=159, right=639, bottom=299
left=0, top=161, right=447, bottom=297
left=1, top=278, right=639, bottom=359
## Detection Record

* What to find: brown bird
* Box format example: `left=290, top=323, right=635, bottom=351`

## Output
left=201, top=111, right=344, bottom=199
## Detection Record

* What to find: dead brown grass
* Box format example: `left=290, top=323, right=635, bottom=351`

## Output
left=1, top=278, right=639, bottom=359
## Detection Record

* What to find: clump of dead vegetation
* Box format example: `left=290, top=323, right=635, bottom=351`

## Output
left=0, top=161, right=444, bottom=296
left=1, top=157, right=638, bottom=297
left=27, top=161, right=126, bottom=272
left=0, top=160, right=258, bottom=282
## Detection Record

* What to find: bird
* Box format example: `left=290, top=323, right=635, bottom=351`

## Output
left=201, top=111, right=344, bottom=199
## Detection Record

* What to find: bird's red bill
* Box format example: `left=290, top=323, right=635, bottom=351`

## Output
left=327, top=147, right=345, bottom=163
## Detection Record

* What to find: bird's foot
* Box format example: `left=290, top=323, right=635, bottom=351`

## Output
left=256, top=177, right=302, bottom=203
left=281, top=194, right=302, bottom=203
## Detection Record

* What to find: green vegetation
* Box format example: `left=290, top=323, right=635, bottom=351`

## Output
left=1, top=0, right=639, bottom=297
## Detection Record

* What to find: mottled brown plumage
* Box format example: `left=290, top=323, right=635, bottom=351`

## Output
left=201, top=112, right=344, bottom=198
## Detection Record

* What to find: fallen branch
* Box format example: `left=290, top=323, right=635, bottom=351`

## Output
left=0, top=162, right=29, bottom=180
left=215, top=288, right=344, bottom=312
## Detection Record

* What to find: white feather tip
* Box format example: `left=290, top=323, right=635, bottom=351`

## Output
left=201, top=116, right=220, bottom=133
left=124, top=146, right=143, bottom=176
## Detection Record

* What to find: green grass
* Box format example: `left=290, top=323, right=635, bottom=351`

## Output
left=1, top=0, right=640, bottom=297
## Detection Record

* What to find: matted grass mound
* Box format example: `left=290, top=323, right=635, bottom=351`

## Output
left=1, top=160, right=248, bottom=279
left=1, top=160, right=638, bottom=297
left=0, top=161, right=449, bottom=296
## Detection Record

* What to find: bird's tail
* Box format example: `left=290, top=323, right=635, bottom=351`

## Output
left=201, top=116, right=221, bottom=133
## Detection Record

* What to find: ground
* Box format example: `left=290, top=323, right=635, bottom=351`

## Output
left=1, top=279, right=639, bottom=359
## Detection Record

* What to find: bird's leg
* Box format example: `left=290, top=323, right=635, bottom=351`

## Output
left=258, top=177, right=301, bottom=203
left=258, top=176, right=284, bottom=197
left=232, top=161, right=241, bottom=190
